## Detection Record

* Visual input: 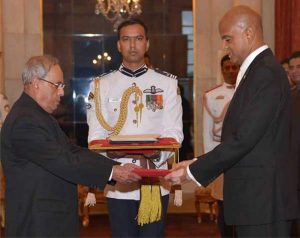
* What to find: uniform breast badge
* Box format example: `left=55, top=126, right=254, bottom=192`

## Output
left=216, top=95, right=225, bottom=100
left=143, top=86, right=164, bottom=112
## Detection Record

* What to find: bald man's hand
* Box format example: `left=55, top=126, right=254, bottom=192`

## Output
left=112, top=163, right=142, bottom=184
left=164, top=160, right=194, bottom=185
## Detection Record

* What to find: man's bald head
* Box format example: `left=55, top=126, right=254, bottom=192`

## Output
left=221, top=5, right=263, bottom=38
left=219, top=5, right=265, bottom=65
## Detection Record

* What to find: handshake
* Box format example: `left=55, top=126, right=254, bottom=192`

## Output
left=85, top=160, right=197, bottom=207
left=111, top=159, right=196, bottom=185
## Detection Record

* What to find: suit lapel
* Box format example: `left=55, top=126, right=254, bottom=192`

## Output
left=235, top=48, right=272, bottom=92
left=221, top=48, right=273, bottom=134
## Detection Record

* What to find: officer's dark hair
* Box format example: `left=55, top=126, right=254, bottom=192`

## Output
left=289, top=51, right=300, bottom=63
left=280, top=58, right=289, bottom=65
left=221, top=55, right=230, bottom=67
left=117, top=18, right=148, bottom=40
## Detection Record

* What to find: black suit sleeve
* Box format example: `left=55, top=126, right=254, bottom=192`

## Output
left=10, top=115, right=119, bottom=189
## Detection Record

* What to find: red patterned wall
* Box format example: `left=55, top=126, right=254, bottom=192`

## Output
left=275, top=0, right=300, bottom=60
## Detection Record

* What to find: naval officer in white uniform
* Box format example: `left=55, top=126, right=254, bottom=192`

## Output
left=203, top=54, right=239, bottom=237
left=86, top=18, right=183, bottom=237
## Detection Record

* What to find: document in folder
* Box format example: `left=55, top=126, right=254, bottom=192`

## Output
left=108, top=134, right=160, bottom=144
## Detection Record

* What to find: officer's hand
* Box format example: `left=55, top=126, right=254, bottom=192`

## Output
left=112, top=164, right=142, bottom=184
left=143, top=150, right=161, bottom=160
left=84, top=192, right=96, bottom=207
left=107, top=151, right=126, bottom=159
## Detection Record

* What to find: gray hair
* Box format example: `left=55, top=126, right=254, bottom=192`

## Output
left=22, top=55, right=59, bottom=84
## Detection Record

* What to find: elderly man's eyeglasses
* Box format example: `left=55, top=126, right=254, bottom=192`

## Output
left=38, top=77, right=65, bottom=89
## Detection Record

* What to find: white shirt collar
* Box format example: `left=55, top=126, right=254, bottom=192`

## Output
left=223, top=82, right=235, bottom=89
left=235, top=45, right=269, bottom=90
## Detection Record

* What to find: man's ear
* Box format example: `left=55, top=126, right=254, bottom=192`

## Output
left=245, top=26, right=254, bottom=41
left=117, top=40, right=121, bottom=53
left=32, top=77, right=39, bottom=89
left=146, top=40, right=150, bottom=52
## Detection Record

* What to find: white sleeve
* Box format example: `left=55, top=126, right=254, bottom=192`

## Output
left=86, top=80, right=109, bottom=142
left=0, top=95, right=10, bottom=123
left=202, top=94, right=215, bottom=153
left=154, top=79, right=183, bottom=167
left=161, top=79, right=183, bottom=143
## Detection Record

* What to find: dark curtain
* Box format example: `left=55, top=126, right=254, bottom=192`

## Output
left=275, top=0, right=300, bottom=60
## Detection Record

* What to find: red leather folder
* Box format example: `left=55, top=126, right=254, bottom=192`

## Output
left=133, top=168, right=171, bottom=177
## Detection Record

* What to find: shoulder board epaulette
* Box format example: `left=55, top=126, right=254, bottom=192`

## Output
left=205, top=84, right=222, bottom=94
left=92, top=70, right=117, bottom=81
left=154, top=68, right=177, bottom=79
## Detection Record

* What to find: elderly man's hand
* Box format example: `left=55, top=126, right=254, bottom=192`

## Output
left=112, top=163, right=142, bottom=184
left=164, top=159, right=195, bottom=185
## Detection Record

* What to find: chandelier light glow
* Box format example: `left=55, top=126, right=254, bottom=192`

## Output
left=92, top=52, right=112, bottom=66
left=95, top=0, right=142, bottom=28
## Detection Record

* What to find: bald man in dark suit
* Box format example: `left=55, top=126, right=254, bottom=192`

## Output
left=166, top=6, right=298, bottom=237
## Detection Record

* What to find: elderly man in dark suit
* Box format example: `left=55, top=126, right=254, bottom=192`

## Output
left=1, top=55, right=141, bottom=237
left=166, top=5, right=298, bottom=237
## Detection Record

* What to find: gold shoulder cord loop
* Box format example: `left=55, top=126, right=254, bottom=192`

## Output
left=94, top=80, right=143, bottom=136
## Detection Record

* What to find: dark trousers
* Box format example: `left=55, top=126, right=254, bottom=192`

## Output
left=217, top=200, right=235, bottom=237
left=291, top=219, right=300, bottom=237
left=291, top=190, right=300, bottom=237
left=107, top=195, right=169, bottom=238
left=236, top=220, right=292, bottom=237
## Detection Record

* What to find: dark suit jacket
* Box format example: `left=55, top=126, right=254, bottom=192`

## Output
left=190, top=49, right=298, bottom=225
left=1, top=93, right=118, bottom=237
left=291, top=87, right=300, bottom=190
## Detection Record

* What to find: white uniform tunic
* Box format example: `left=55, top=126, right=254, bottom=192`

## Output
left=0, top=94, right=10, bottom=129
left=87, top=65, right=183, bottom=200
left=203, top=83, right=235, bottom=200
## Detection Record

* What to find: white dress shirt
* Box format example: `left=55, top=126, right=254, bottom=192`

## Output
left=235, top=45, right=269, bottom=90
